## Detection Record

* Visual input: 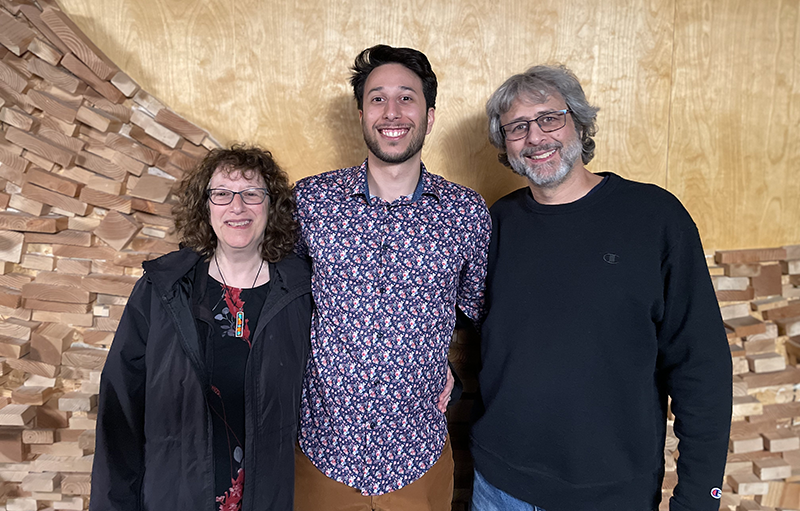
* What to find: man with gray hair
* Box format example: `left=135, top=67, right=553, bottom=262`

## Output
left=470, top=65, right=731, bottom=511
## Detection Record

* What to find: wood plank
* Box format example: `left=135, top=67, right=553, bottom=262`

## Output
left=130, top=197, right=175, bottom=217
left=26, top=89, right=78, bottom=123
left=31, top=310, right=93, bottom=327
left=76, top=150, right=127, bottom=181
left=55, top=258, right=92, bottom=275
left=61, top=347, right=107, bottom=370
left=128, top=173, right=174, bottom=203
left=76, top=103, right=122, bottom=133
left=0, top=430, right=25, bottom=462
left=39, top=7, right=119, bottom=79
left=52, top=244, right=116, bottom=260
left=36, top=126, right=87, bottom=153
left=20, top=182, right=89, bottom=216
left=4, top=126, right=75, bottom=168
left=105, top=132, right=160, bottom=165
left=11, top=385, right=55, bottom=406
left=0, top=9, right=36, bottom=56
left=17, top=4, right=71, bottom=55
left=131, top=109, right=183, bottom=148
left=0, top=230, right=24, bottom=263
left=21, top=283, right=94, bottom=304
left=25, top=299, right=90, bottom=314
left=0, top=60, right=29, bottom=93
left=20, top=472, right=60, bottom=492
left=27, top=37, right=63, bottom=66
left=79, top=187, right=132, bottom=213
left=82, top=274, right=137, bottom=296
left=154, top=109, right=206, bottom=145
left=0, top=212, right=67, bottom=233
left=61, top=473, right=91, bottom=495
left=30, top=322, right=74, bottom=366
left=58, top=391, right=96, bottom=412
left=25, top=230, right=92, bottom=247
left=763, top=302, right=800, bottom=322
left=93, top=211, right=141, bottom=251
left=26, top=56, right=82, bottom=94
left=110, top=70, right=139, bottom=97
left=0, top=335, right=30, bottom=358
left=0, top=105, right=37, bottom=130
left=0, top=404, right=35, bottom=426
left=716, top=248, right=789, bottom=264
left=0, top=145, right=30, bottom=175
left=726, top=316, right=768, bottom=337
left=59, top=53, right=124, bottom=104
left=21, top=429, right=55, bottom=445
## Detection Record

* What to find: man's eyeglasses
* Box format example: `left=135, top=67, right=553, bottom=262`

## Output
left=207, top=188, right=269, bottom=205
left=500, top=109, right=571, bottom=141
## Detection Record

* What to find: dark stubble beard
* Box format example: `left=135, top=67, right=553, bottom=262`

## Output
left=362, top=116, right=428, bottom=164
left=509, top=135, right=583, bottom=189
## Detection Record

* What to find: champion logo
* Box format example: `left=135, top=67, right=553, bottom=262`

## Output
left=710, top=487, right=722, bottom=499
left=603, top=253, right=620, bottom=264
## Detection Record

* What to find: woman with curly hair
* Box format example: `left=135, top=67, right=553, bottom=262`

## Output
left=90, top=145, right=312, bottom=511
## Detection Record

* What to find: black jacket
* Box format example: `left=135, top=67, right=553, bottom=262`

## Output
left=90, top=247, right=312, bottom=511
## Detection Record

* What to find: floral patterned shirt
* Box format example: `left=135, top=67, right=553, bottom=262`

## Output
left=295, top=160, right=491, bottom=495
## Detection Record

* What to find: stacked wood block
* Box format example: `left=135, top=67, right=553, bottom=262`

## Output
left=0, top=0, right=218, bottom=508
left=662, top=245, right=800, bottom=510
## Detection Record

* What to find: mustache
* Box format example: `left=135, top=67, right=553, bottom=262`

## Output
left=519, top=143, right=562, bottom=158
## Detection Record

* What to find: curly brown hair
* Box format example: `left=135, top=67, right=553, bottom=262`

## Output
left=173, top=144, right=297, bottom=262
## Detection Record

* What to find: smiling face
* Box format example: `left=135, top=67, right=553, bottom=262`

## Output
left=208, top=166, right=269, bottom=257
left=359, top=63, right=435, bottom=165
left=502, top=93, right=583, bottom=189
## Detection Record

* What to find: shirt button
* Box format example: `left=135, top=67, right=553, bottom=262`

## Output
left=378, top=287, right=385, bottom=294
left=369, top=422, right=377, bottom=429
left=376, top=332, right=383, bottom=339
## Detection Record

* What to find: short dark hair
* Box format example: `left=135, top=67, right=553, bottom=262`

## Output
left=486, top=64, right=599, bottom=166
left=350, top=45, right=437, bottom=110
left=173, top=144, right=297, bottom=262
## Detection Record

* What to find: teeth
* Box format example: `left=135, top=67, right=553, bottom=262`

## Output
left=226, top=220, right=250, bottom=227
left=531, top=149, right=556, bottom=160
left=380, top=129, right=407, bottom=138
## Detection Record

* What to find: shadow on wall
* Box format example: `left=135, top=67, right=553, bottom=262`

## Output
left=440, top=111, right=527, bottom=207
left=326, top=92, right=367, bottom=170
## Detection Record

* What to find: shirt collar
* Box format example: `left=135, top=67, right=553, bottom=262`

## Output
left=346, top=158, right=441, bottom=205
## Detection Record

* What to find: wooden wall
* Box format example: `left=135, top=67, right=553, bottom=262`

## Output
left=57, top=0, right=800, bottom=250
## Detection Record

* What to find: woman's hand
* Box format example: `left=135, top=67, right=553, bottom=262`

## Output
left=437, top=365, right=455, bottom=413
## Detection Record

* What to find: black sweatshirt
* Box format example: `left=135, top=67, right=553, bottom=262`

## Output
left=471, top=173, right=731, bottom=511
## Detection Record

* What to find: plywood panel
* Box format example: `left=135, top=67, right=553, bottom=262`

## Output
left=56, top=0, right=799, bottom=249
left=58, top=0, right=674, bottom=200
left=670, top=0, right=800, bottom=249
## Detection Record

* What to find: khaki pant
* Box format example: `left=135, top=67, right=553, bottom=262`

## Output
left=294, top=436, right=454, bottom=511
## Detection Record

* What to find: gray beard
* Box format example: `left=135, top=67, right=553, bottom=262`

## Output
left=509, top=137, right=583, bottom=189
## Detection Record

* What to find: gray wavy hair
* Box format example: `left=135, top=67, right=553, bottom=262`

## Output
left=486, top=64, right=599, bottom=167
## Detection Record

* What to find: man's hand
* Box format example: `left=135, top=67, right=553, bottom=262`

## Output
left=437, top=365, right=455, bottom=413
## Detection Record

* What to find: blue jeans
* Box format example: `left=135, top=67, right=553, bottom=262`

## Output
left=471, top=469, right=546, bottom=511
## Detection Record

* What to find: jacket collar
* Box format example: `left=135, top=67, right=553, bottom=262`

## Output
left=142, top=246, right=311, bottom=298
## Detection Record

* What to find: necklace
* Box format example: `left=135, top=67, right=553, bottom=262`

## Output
left=214, top=253, right=264, bottom=338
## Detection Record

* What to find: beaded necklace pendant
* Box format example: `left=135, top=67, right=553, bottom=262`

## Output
left=235, top=310, right=244, bottom=338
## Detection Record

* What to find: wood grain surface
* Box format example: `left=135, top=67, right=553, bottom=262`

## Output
left=47, top=0, right=800, bottom=249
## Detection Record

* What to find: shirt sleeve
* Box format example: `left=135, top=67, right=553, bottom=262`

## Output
left=657, top=224, right=732, bottom=511
left=456, top=193, right=492, bottom=324
left=293, top=183, right=310, bottom=258
left=89, top=278, right=150, bottom=511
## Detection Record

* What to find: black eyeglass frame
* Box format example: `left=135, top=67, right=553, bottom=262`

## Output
left=206, top=188, right=270, bottom=205
left=500, top=109, right=572, bottom=141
